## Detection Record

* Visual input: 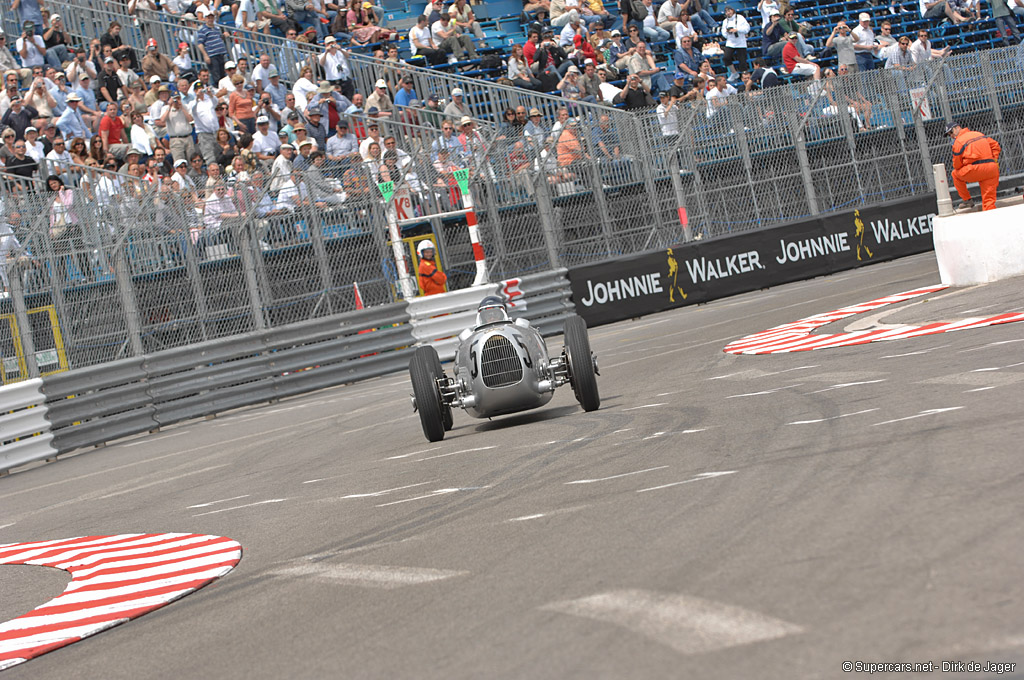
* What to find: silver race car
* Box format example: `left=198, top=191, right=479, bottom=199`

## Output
left=409, top=296, right=600, bottom=442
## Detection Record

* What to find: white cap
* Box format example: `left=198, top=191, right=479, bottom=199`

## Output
left=267, top=64, right=279, bottom=77
left=256, top=115, right=269, bottom=124
left=375, top=78, right=387, bottom=88
left=451, top=87, right=463, bottom=96
left=25, top=126, right=37, bottom=134
left=50, top=13, right=60, bottom=21
left=174, top=158, right=188, bottom=167
left=858, top=11, right=871, bottom=20
left=459, top=115, right=472, bottom=126
left=324, top=35, right=337, bottom=44
left=150, top=75, right=162, bottom=84
left=225, top=60, right=236, bottom=69
left=66, top=93, right=82, bottom=102
left=196, top=5, right=212, bottom=16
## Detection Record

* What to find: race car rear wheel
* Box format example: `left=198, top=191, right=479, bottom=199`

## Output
left=410, top=346, right=447, bottom=442
left=564, top=316, right=600, bottom=412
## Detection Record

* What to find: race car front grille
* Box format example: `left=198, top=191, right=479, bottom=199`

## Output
left=480, top=335, right=523, bottom=388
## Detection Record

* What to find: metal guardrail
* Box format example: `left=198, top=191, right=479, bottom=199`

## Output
left=40, top=303, right=413, bottom=454
left=0, top=378, right=57, bottom=473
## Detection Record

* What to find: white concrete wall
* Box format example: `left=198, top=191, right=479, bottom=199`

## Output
left=932, top=203, right=1024, bottom=286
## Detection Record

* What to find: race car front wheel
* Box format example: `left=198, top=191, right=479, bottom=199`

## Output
left=410, top=346, right=447, bottom=442
left=564, top=316, right=600, bottom=412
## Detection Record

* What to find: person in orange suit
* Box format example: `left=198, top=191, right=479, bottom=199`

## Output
left=417, top=239, right=447, bottom=296
left=948, top=121, right=1001, bottom=212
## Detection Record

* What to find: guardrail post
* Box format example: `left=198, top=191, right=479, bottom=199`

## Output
left=8, top=263, right=39, bottom=379
left=113, top=247, right=145, bottom=356
left=667, top=152, right=692, bottom=242
left=933, top=163, right=954, bottom=216
left=233, top=219, right=267, bottom=330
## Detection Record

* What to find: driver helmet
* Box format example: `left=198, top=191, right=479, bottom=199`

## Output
left=417, top=239, right=436, bottom=257
left=476, top=295, right=509, bottom=326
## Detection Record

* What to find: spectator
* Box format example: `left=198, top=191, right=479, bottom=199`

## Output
left=327, top=120, right=358, bottom=161
left=783, top=33, right=820, bottom=80
left=394, top=76, right=418, bottom=108
left=306, top=151, right=345, bottom=205
left=910, top=29, right=951, bottom=63
left=524, top=0, right=552, bottom=22
left=97, top=56, right=121, bottom=110
left=170, top=158, right=198, bottom=199
left=449, top=0, right=486, bottom=45
left=365, top=78, right=394, bottom=118
left=658, top=0, right=685, bottom=33
left=117, top=53, right=141, bottom=98
left=270, top=143, right=295, bottom=191
left=680, top=0, right=716, bottom=33
left=625, top=42, right=670, bottom=94
left=319, top=36, right=355, bottom=100
left=257, top=0, right=300, bottom=35
left=640, top=0, right=671, bottom=42
left=757, top=0, right=780, bottom=27
left=68, top=136, right=88, bottom=165
left=191, top=85, right=220, bottom=163
left=762, top=11, right=786, bottom=59
left=551, top=0, right=582, bottom=28
left=305, top=107, right=328, bottom=149
left=674, top=35, right=702, bottom=87
left=0, top=217, right=24, bottom=292
left=834, top=64, right=874, bottom=129
left=12, top=0, right=44, bottom=35
left=720, top=5, right=751, bottom=83
left=41, top=12, right=71, bottom=71
left=0, top=127, right=16, bottom=165
left=885, top=35, right=915, bottom=69
left=6, top=137, right=37, bottom=189
left=215, top=128, right=238, bottom=167
left=159, top=92, right=195, bottom=164
left=65, top=47, right=96, bottom=85
left=196, top=6, right=229, bottom=85
left=596, top=65, right=622, bottom=103
left=100, top=21, right=136, bottom=71
left=410, top=14, right=447, bottom=66
left=579, top=59, right=601, bottom=100
left=874, top=20, right=898, bottom=57
left=144, top=75, right=162, bottom=108
left=128, top=111, right=155, bottom=159
left=142, top=39, right=178, bottom=83
left=230, top=83, right=258, bottom=134
left=43, top=133, right=71, bottom=180
left=24, top=76, right=54, bottom=126
left=777, top=8, right=813, bottom=59
left=47, top=174, right=89, bottom=279
left=172, top=42, right=194, bottom=80
left=432, top=12, right=477, bottom=63
left=16, top=21, right=47, bottom=71
left=263, top=67, right=289, bottom=111
left=292, top=65, right=317, bottom=111
left=431, top=118, right=462, bottom=159
left=443, top=88, right=471, bottom=120
left=920, top=0, right=969, bottom=22
left=252, top=115, right=280, bottom=162
left=826, top=21, right=858, bottom=72
left=23, top=125, right=43, bottom=161
left=706, top=74, right=737, bottom=116
left=750, top=57, right=780, bottom=90
left=1, top=38, right=31, bottom=87
left=613, top=73, right=654, bottom=110
left=293, top=138, right=316, bottom=171
left=219, top=62, right=241, bottom=97
left=656, top=91, right=679, bottom=137
left=198, top=182, right=239, bottom=252
left=346, top=0, right=387, bottom=45
left=851, top=13, right=876, bottom=72
left=1, top=95, right=38, bottom=140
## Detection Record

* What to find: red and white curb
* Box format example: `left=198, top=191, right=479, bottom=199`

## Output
left=0, top=533, right=242, bottom=670
left=725, top=285, right=1024, bottom=355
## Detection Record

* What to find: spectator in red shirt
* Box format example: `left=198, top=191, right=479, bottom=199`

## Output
left=523, top=30, right=542, bottom=67
left=98, top=104, right=124, bottom=152
left=782, top=32, right=820, bottom=80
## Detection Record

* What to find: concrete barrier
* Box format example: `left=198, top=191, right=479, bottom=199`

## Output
left=933, top=201, right=1024, bottom=285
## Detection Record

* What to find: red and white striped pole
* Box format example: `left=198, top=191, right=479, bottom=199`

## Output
left=454, top=169, right=488, bottom=286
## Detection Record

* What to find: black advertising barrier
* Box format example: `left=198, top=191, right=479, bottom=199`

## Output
left=569, top=195, right=939, bottom=327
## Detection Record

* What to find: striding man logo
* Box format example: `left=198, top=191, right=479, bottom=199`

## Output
left=666, top=248, right=688, bottom=302
left=854, top=210, right=873, bottom=261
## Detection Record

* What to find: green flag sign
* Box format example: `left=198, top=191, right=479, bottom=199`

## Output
left=453, top=169, right=469, bottom=196
left=377, top=181, right=394, bottom=203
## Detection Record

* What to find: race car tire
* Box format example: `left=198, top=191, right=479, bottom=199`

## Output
left=564, top=316, right=600, bottom=412
left=410, top=346, right=446, bottom=442
left=427, top=349, right=454, bottom=431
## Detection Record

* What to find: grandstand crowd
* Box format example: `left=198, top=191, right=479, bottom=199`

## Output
left=0, top=0, right=1021, bottom=279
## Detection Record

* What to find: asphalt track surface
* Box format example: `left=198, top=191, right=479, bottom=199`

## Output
left=2, top=253, right=1023, bottom=680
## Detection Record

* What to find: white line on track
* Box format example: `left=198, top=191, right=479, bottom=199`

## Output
left=636, top=471, right=736, bottom=493
left=0, top=523, right=14, bottom=531
left=384, top=446, right=441, bottom=461
left=788, top=409, right=879, bottom=425
left=270, top=562, right=467, bottom=589
left=415, top=446, right=496, bottom=462
left=880, top=344, right=950, bottom=359
left=871, top=407, right=964, bottom=426
left=565, top=466, right=668, bottom=485
left=188, top=495, right=252, bottom=509
left=376, top=487, right=490, bottom=507
left=959, top=338, right=1024, bottom=353
left=622, top=403, right=667, bottom=411
left=966, top=386, right=996, bottom=393
left=612, top=428, right=633, bottom=434
left=341, top=482, right=435, bottom=499
left=96, top=465, right=230, bottom=500
left=122, top=431, right=189, bottom=447
left=192, top=498, right=287, bottom=517
left=726, top=384, right=803, bottom=399
left=642, top=429, right=706, bottom=440
left=509, top=513, right=547, bottom=522
left=809, top=379, right=887, bottom=394
left=542, top=589, right=803, bottom=655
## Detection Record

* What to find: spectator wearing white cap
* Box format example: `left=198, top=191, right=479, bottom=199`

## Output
left=41, top=13, right=73, bottom=71
left=252, top=115, right=280, bottom=162
left=170, top=157, right=198, bottom=198
left=23, top=125, right=44, bottom=161
left=319, top=37, right=355, bottom=100
left=269, top=142, right=295, bottom=193
left=144, top=74, right=163, bottom=108
left=442, top=87, right=471, bottom=121
left=57, top=91, right=91, bottom=140
left=365, top=78, right=394, bottom=118
left=218, top=60, right=240, bottom=96
left=851, top=12, right=876, bottom=71
left=45, top=133, right=73, bottom=184
left=157, top=90, right=196, bottom=165
left=190, top=84, right=220, bottom=164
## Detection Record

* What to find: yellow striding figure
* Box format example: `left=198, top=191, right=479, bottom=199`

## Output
left=854, top=210, right=873, bottom=261
left=666, top=248, right=688, bottom=302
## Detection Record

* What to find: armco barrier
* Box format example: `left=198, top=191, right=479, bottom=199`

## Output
left=568, top=196, right=939, bottom=327
left=0, top=379, right=57, bottom=474
left=41, top=304, right=413, bottom=455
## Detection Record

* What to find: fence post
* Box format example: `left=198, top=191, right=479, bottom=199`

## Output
left=232, top=220, right=267, bottom=330
left=306, top=206, right=336, bottom=316
left=913, top=109, right=934, bottom=191
left=8, top=263, right=39, bottom=379
left=980, top=51, right=1005, bottom=138
left=182, top=234, right=211, bottom=342
left=586, top=158, right=614, bottom=252
left=532, top=169, right=561, bottom=270
left=667, top=152, right=692, bottom=242
left=112, top=247, right=145, bottom=356
left=629, top=116, right=667, bottom=236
